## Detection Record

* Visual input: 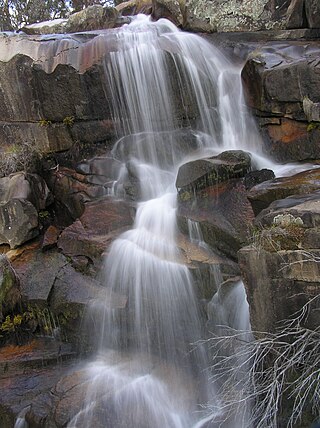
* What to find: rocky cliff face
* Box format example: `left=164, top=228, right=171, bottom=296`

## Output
left=0, top=5, right=319, bottom=426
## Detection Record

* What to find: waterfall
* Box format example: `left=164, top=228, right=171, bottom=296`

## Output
left=68, top=15, right=258, bottom=428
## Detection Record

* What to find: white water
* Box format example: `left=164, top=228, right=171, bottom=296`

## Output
left=68, top=15, right=266, bottom=428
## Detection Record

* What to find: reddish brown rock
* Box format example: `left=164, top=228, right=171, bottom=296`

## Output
left=264, top=118, right=320, bottom=162
left=58, top=196, right=135, bottom=266
left=41, top=225, right=61, bottom=251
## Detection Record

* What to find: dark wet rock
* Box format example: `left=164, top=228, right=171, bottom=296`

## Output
left=286, top=0, right=307, bottom=29
left=0, top=255, right=20, bottom=321
left=239, top=246, right=320, bottom=333
left=58, top=196, right=135, bottom=266
left=0, top=172, right=53, bottom=211
left=0, top=199, right=39, bottom=249
left=176, top=150, right=251, bottom=198
left=178, top=180, right=254, bottom=260
left=305, top=0, right=320, bottom=29
left=244, top=168, right=275, bottom=190
left=248, top=168, right=320, bottom=215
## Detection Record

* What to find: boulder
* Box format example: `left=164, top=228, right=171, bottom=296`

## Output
left=176, top=150, right=252, bottom=199
left=248, top=168, right=320, bottom=215
left=21, top=18, right=68, bottom=35
left=0, top=172, right=53, bottom=211
left=0, top=199, right=39, bottom=249
left=65, top=5, right=119, bottom=33
left=184, top=0, right=289, bottom=33
left=0, top=255, right=20, bottom=321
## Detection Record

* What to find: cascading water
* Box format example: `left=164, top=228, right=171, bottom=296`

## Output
left=68, top=15, right=262, bottom=428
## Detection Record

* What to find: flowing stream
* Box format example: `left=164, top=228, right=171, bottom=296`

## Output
left=65, top=15, right=267, bottom=428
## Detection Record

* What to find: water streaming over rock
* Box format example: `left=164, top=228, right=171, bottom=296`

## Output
left=67, top=15, right=260, bottom=427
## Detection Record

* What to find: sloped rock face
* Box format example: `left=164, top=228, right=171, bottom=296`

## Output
left=242, top=42, right=320, bottom=161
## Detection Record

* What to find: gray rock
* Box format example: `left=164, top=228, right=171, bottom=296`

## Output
left=0, top=199, right=39, bottom=249
left=0, top=172, right=53, bottom=211
left=65, top=5, right=119, bottom=33
left=184, top=0, right=288, bottom=33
